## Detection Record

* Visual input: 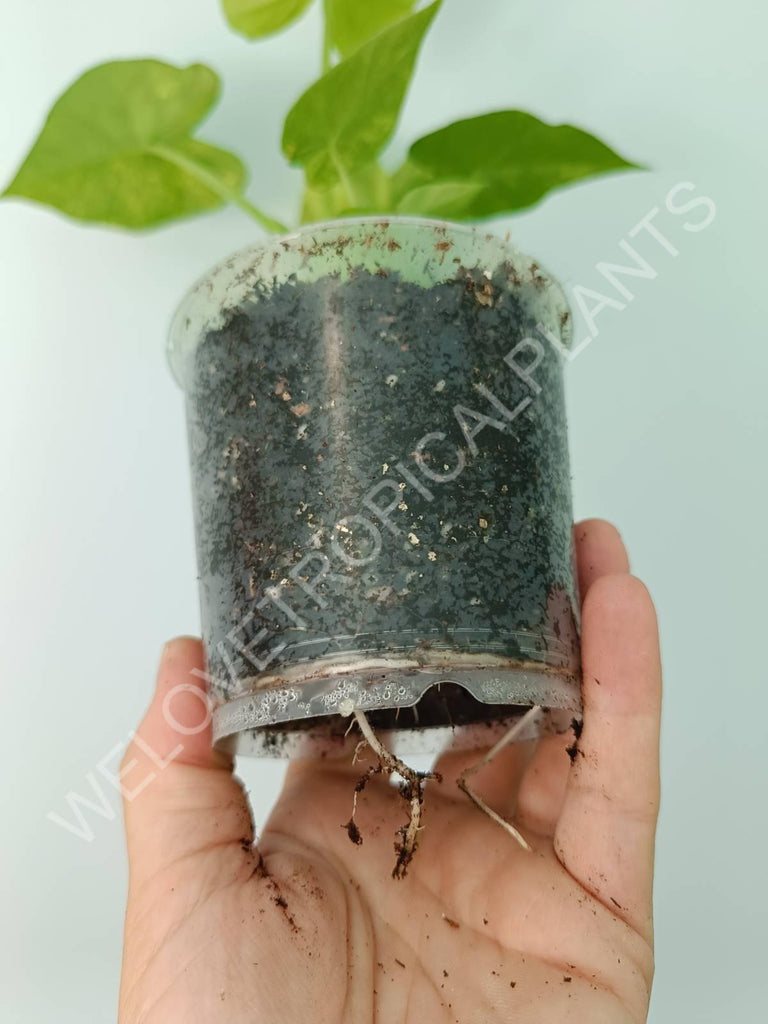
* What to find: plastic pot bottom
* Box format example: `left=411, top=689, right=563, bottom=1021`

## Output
left=214, top=649, right=580, bottom=756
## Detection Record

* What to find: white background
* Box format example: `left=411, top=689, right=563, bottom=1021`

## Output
left=1, top=1, right=766, bottom=1020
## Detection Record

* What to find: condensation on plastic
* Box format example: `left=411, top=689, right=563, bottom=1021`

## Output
left=220, top=704, right=574, bottom=760
left=169, top=217, right=581, bottom=758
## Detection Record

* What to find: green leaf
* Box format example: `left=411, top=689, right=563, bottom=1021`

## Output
left=2, top=60, right=265, bottom=230
left=283, top=1, right=441, bottom=190
left=222, top=0, right=314, bottom=39
left=396, top=179, right=485, bottom=218
left=325, top=0, right=416, bottom=58
left=399, top=110, right=641, bottom=218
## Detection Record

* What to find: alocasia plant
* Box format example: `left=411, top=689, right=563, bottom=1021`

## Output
left=2, top=0, right=640, bottom=234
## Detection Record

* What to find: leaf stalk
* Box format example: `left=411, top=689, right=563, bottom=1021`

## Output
left=149, top=144, right=288, bottom=234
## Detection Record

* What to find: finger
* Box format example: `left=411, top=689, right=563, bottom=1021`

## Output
left=575, top=518, right=631, bottom=596
left=130, top=637, right=224, bottom=770
left=122, top=638, right=254, bottom=883
left=554, top=574, right=661, bottom=941
left=517, top=518, right=630, bottom=834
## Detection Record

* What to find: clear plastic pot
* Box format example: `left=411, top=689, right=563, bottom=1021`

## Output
left=169, top=218, right=580, bottom=757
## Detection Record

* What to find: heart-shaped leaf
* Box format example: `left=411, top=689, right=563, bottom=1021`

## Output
left=325, top=0, right=416, bottom=58
left=398, top=110, right=641, bottom=218
left=221, top=0, right=314, bottom=38
left=3, top=60, right=254, bottom=229
left=283, top=1, right=441, bottom=189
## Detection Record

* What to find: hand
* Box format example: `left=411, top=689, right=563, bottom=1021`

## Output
left=120, top=518, right=661, bottom=1023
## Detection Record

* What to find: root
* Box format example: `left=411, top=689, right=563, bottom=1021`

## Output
left=351, top=710, right=440, bottom=879
left=456, top=705, right=542, bottom=852
left=345, top=762, right=381, bottom=838
left=341, top=704, right=542, bottom=874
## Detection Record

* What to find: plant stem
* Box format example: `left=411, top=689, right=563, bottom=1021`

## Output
left=232, top=195, right=289, bottom=234
left=149, top=144, right=289, bottom=234
left=321, top=0, right=333, bottom=71
left=330, top=147, right=361, bottom=209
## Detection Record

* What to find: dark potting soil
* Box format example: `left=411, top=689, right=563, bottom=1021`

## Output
left=185, top=258, right=578, bottom=732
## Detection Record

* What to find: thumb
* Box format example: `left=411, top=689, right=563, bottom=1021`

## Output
left=121, top=637, right=254, bottom=884
left=554, top=575, right=661, bottom=944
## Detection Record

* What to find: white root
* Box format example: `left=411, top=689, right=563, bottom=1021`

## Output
left=352, top=709, right=439, bottom=878
left=343, top=704, right=543, bottom=872
left=353, top=709, right=416, bottom=780
left=456, top=705, right=542, bottom=852
left=457, top=783, right=532, bottom=851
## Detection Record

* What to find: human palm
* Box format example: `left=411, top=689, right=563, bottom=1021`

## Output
left=120, top=520, right=661, bottom=1022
